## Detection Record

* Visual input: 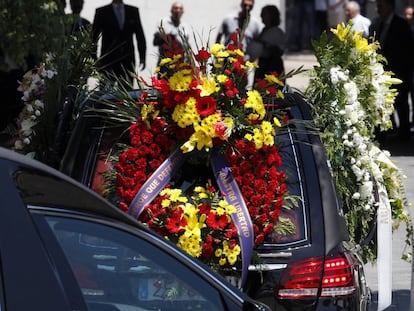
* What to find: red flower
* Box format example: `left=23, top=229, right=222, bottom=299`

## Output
left=206, top=211, right=229, bottom=230
left=195, top=49, right=210, bottom=62
left=196, top=96, right=217, bottom=117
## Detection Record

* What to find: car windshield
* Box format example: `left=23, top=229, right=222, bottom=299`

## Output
left=42, top=216, right=224, bottom=311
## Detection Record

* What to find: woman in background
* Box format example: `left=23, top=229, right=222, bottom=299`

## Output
left=248, top=5, right=286, bottom=81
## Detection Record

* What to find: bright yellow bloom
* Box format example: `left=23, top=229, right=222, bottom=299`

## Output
left=172, top=97, right=200, bottom=128
left=246, top=60, right=259, bottom=69
left=216, top=74, right=228, bottom=84
left=141, top=104, right=158, bottom=123
left=245, top=90, right=265, bottom=120
left=273, top=117, right=282, bottom=127
left=161, top=199, right=171, bottom=207
left=177, top=235, right=202, bottom=257
left=198, top=76, right=219, bottom=96
left=159, top=57, right=173, bottom=66
left=210, top=43, right=225, bottom=56
left=265, top=74, right=284, bottom=86
left=169, top=69, right=193, bottom=92
left=354, top=33, right=371, bottom=52
left=218, top=199, right=236, bottom=215
left=331, top=23, right=351, bottom=41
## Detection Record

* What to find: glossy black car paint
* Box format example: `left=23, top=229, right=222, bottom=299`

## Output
left=60, top=88, right=371, bottom=310
left=0, top=147, right=270, bottom=311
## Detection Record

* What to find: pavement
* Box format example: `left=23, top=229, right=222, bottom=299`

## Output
left=284, top=51, right=414, bottom=311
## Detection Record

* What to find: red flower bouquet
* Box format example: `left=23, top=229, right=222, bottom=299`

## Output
left=97, top=29, right=298, bottom=282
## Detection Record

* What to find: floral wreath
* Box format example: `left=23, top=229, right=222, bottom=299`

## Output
left=98, top=29, right=299, bottom=283
left=306, top=23, right=412, bottom=262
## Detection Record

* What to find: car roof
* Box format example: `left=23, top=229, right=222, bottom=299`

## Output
left=0, top=147, right=139, bottom=228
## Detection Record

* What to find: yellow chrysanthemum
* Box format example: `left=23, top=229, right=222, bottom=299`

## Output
left=219, top=257, right=227, bottom=266
left=172, top=97, right=200, bottom=128
left=169, top=69, right=193, bottom=92
left=210, top=43, right=225, bottom=56
left=216, top=74, right=228, bottom=84
left=245, top=90, right=265, bottom=120
left=218, top=199, right=236, bottom=215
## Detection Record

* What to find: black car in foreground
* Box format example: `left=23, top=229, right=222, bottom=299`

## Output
left=0, top=147, right=270, bottom=311
left=60, top=88, right=372, bottom=310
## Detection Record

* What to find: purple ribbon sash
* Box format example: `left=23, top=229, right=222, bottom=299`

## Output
left=128, top=147, right=186, bottom=219
left=210, top=151, right=254, bottom=287
left=128, top=147, right=254, bottom=287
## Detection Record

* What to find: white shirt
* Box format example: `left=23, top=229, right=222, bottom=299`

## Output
left=351, top=14, right=371, bottom=38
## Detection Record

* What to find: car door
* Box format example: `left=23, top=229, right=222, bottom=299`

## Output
left=0, top=147, right=270, bottom=311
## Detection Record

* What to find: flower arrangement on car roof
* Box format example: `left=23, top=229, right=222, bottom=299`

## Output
left=97, top=29, right=300, bottom=282
left=306, top=23, right=412, bottom=263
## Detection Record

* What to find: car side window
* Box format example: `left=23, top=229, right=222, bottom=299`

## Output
left=41, top=216, right=224, bottom=311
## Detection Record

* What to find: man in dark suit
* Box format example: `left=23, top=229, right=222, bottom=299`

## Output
left=92, top=0, right=146, bottom=85
left=370, top=0, right=414, bottom=140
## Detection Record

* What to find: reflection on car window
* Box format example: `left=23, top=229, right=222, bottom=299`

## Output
left=265, top=130, right=307, bottom=245
left=44, top=216, right=223, bottom=311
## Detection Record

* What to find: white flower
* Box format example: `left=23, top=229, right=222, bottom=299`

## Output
left=20, top=119, right=36, bottom=136
left=352, top=192, right=361, bottom=200
left=23, top=137, right=31, bottom=145
left=34, top=99, right=44, bottom=109
left=360, top=181, right=373, bottom=200
left=344, top=82, right=358, bottom=103
left=330, top=67, right=348, bottom=84
left=14, top=140, right=24, bottom=150
left=26, top=104, right=34, bottom=113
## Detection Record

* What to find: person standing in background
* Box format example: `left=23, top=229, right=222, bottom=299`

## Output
left=216, top=0, right=261, bottom=57
left=328, top=0, right=347, bottom=28
left=92, top=0, right=146, bottom=86
left=370, top=0, right=414, bottom=140
left=404, top=5, right=414, bottom=130
left=345, top=1, right=371, bottom=37
left=153, top=2, right=190, bottom=65
left=288, top=0, right=316, bottom=51
left=248, top=5, right=286, bottom=80
left=68, top=0, right=90, bottom=33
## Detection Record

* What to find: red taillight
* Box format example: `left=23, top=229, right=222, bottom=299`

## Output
left=276, top=254, right=356, bottom=299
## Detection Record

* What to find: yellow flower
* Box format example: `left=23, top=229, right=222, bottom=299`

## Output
left=245, top=90, right=265, bottom=120
left=161, top=199, right=171, bottom=207
left=141, top=104, right=158, bottom=123
left=273, top=117, right=282, bottom=127
left=169, top=69, right=193, bottom=92
left=172, top=97, right=200, bottom=128
left=198, top=76, right=219, bottom=96
left=354, top=33, right=371, bottom=52
left=331, top=23, right=351, bottom=41
left=159, top=57, right=173, bottom=66
left=210, top=43, right=225, bottom=56
left=265, top=74, right=284, bottom=86
left=219, top=257, right=227, bottom=266
left=216, top=74, right=228, bottom=84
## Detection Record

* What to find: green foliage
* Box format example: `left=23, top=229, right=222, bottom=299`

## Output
left=306, top=24, right=411, bottom=263
left=0, top=0, right=67, bottom=71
